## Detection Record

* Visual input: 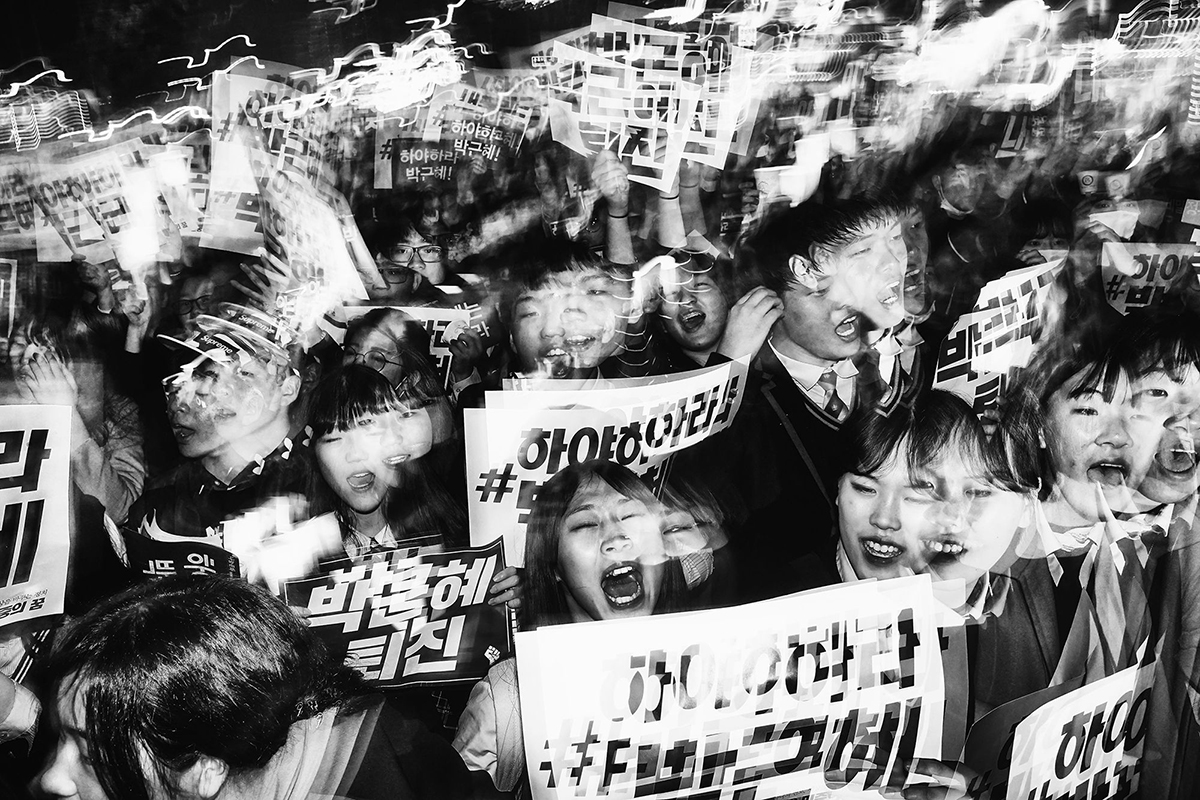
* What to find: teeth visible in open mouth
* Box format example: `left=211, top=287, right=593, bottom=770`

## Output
left=925, top=539, right=965, bottom=556
left=347, top=472, right=376, bottom=490
left=862, top=539, right=902, bottom=559
left=879, top=282, right=901, bottom=306
left=835, top=316, right=859, bottom=340
left=564, top=335, right=595, bottom=349
left=600, top=563, right=645, bottom=608
left=1088, top=462, right=1129, bottom=487
left=385, top=455, right=410, bottom=466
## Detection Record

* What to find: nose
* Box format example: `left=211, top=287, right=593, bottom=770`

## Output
left=38, top=743, right=79, bottom=798
left=541, top=294, right=585, bottom=339
left=1096, top=414, right=1132, bottom=448
left=868, top=492, right=902, bottom=532
left=600, top=525, right=634, bottom=556
left=934, top=495, right=969, bottom=535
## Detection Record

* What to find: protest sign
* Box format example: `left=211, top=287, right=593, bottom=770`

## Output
left=343, top=304, right=474, bottom=388
left=123, top=532, right=240, bottom=579
left=517, top=575, right=946, bottom=799
left=32, top=141, right=164, bottom=272
left=959, top=680, right=1081, bottom=800
left=1006, top=662, right=1153, bottom=800
left=467, top=360, right=746, bottom=566
left=935, top=258, right=1062, bottom=415
left=1100, top=242, right=1199, bottom=315
left=547, top=16, right=704, bottom=192
left=0, top=158, right=37, bottom=252
left=0, top=405, right=71, bottom=630
left=283, top=540, right=512, bottom=688
left=258, top=169, right=368, bottom=303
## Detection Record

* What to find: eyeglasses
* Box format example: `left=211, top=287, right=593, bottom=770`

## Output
left=382, top=244, right=444, bottom=264
left=177, top=295, right=212, bottom=315
left=345, top=349, right=403, bottom=372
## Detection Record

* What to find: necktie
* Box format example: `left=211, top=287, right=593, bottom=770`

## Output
left=818, top=368, right=847, bottom=421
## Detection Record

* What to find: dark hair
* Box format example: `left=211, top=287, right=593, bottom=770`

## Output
left=45, top=575, right=364, bottom=800
left=996, top=328, right=1132, bottom=498
left=841, top=390, right=1022, bottom=491
left=306, top=365, right=467, bottom=546
left=522, top=460, right=688, bottom=631
left=1111, top=306, right=1200, bottom=382
left=364, top=216, right=425, bottom=257
left=737, top=194, right=907, bottom=296
left=496, top=234, right=633, bottom=326
left=308, top=363, right=408, bottom=440
left=344, top=308, right=442, bottom=408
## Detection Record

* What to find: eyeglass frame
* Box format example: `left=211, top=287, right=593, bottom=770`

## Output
left=380, top=244, right=445, bottom=264
left=344, top=348, right=405, bottom=372
left=177, top=294, right=213, bottom=316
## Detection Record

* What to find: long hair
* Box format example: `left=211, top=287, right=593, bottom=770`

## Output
left=45, top=575, right=365, bottom=800
left=522, top=460, right=688, bottom=631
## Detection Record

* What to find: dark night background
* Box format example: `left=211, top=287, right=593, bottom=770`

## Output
left=2, top=0, right=1149, bottom=117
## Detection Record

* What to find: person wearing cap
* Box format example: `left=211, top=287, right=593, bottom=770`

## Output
left=119, top=303, right=306, bottom=551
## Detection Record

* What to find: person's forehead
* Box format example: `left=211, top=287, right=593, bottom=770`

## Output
left=519, top=269, right=626, bottom=300
left=182, top=276, right=214, bottom=298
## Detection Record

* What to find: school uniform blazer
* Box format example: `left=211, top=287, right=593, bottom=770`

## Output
left=971, top=557, right=1065, bottom=717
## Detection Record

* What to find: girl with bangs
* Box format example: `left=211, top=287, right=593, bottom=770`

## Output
left=453, top=461, right=693, bottom=796
left=1001, top=329, right=1158, bottom=535
left=307, top=365, right=467, bottom=556
left=832, top=390, right=1033, bottom=619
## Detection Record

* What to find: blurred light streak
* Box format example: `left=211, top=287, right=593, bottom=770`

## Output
left=158, top=35, right=257, bottom=69
left=58, top=106, right=209, bottom=143
left=407, top=0, right=466, bottom=30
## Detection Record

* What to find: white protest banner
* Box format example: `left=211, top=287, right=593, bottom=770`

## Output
left=258, top=169, right=368, bottom=303
left=1100, top=242, right=1199, bottom=315
left=32, top=141, right=163, bottom=272
left=0, top=158, right=37, bottom=252
left=1006, top=662, right=1153, bottom=800
left=517, top=575, right=946, bottom=799
left=0, top=405, right=71, bottom=630
left=343, top=304, right=474, bottom=388
left=467, top=360, right=746, bottom=566
left=549, top=18, right=702, bottom=192
left=934, top=259, right=1062, bottom=415
left=283, top=540, right=513, bottom=688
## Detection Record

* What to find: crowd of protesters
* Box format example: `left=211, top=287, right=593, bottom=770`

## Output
left=3, top=8, right=1200, bottom=798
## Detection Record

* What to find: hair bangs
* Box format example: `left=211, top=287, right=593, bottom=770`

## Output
left=309, top=365, right=405, bottom=438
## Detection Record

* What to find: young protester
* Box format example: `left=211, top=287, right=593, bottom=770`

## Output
left=121, top=303, right=306, bottom=549
left=500, top=237, right=645, bottom=380
left=36, top=575, right=484, bottom=800
left=307, top=364, right=467, bottom=554
left=653, top=250, right=783, bottom=372
left=452, top=461, right=691, bottom=795
left=9, top=311, right=145, bottom=524
left=671, top=195, right=926, bottom=599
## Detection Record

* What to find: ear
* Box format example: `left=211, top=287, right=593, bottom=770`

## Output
left=178, top=756, right=228, bottom=800
left=280, top=372, right=301, bottom=406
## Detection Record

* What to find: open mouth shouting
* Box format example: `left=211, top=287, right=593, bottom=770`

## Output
left=346, top=472, right=377, bottom=492
left=834, top=314, right=860, bottom=342
left=172, top=424, right=196, bottom=443
left=539, top=346, right=573, bottom=379
left=677, top=308, right=706, bottom=334
left=1086, top=459, right=1130, bottom=487
left=878, top=281, right=901, bottom=310
left=1156, top=443, right=1197, bottom=476
left=600, top=562, right=646, bottom=609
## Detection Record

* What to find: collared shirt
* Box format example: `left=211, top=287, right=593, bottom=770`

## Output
left=768, top=339, right=857, bottom=412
